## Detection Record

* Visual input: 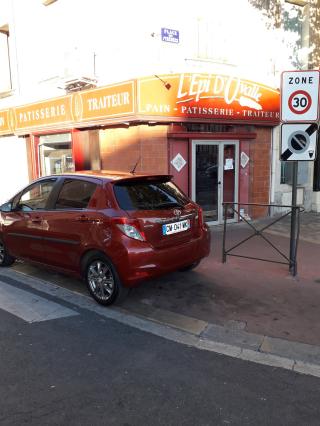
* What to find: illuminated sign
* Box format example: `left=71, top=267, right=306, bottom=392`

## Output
left=0, top=74, right=280, bottom=136
left=0, top=110, right=11, bottom=135
left=138, top=73, right=280, bottom=123
left=14, top=97, right=73, bottom=132
left=74, top=81, right=135, bottom=122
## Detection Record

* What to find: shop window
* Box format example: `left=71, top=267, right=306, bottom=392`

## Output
left=0, top=25, right=12, bottom=95
left=39, top=133, right=74, bottom=176
left=55, top=179, right=97, bottom=209
left=280, top=161, right=308, bottom=185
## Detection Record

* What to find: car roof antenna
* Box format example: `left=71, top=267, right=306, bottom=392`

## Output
left=130, top=157, right=141, bottom=175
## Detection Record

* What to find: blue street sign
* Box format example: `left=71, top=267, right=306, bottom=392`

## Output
left=161, top=28, right=179, bottom=44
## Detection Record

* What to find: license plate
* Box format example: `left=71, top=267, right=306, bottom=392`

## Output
left=162, top=219, right=190, bottom=235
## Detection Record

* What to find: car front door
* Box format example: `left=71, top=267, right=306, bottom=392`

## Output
left=3, top=179, right=57, bottom=263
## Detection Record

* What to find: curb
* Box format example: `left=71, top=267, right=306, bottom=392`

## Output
left=1, top=268, right=320, bottom=379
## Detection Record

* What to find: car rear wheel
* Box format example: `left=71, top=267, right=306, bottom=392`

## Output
left=84, top=252, right=128, bottom=306
left=179, top=260, right=200, bottom=272
left=0, top=239, right=15, bottom=267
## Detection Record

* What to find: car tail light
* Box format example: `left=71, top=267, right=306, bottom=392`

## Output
left=197, top=207, right=204, bottom=227
left=112, top=218, right=146, bottom=241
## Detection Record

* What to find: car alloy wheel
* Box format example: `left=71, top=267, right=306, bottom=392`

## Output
left=87, top=260, right=115, bottom=302
left=0, top=241, right=4, bottom=264
left=0, top=239, right=15, bottom=267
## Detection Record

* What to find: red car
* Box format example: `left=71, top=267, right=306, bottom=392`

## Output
left=0, top=171, right=210, bottom=305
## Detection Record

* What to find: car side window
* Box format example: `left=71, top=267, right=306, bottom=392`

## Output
left=55, top=179, right=97, bottom=209
left=17, top=180, right=56, bottom=211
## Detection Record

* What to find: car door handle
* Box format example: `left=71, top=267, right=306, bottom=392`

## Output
left=31, top=216, right=42, bottom=223
left=75, top=215, right=102, bottom=224
left=75, top=215, right=90, bottom=222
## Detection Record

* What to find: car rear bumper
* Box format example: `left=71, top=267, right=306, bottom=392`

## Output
left=112, top=226, right=211, bottom=287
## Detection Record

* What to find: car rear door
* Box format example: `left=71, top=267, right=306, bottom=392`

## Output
left=3, top=179, right=57, bottom=263
left=41, top=177, right=105, bottom=272
left=113, top=177, right=202, bottom=249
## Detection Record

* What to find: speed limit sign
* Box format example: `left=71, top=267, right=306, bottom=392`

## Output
left=281, top=70, right=320, bottom=122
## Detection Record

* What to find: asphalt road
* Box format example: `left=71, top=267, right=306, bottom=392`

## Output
left=0, top=278, right=320, bottom=425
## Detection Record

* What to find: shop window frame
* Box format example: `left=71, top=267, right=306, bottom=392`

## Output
left=0, top=25, right=12, bottom=96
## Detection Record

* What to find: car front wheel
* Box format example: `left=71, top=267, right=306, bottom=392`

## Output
left=84, top=252, right=128, bottom=306
left=0, top=239, right=15, bottom=267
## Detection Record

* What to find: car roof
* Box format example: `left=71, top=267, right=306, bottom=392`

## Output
left=43, top=170, right=173, bottom=184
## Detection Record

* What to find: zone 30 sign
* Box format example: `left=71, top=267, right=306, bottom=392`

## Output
left=280, top=70, right=319, bottom=161
left=281, top=70, right=320, bottom=122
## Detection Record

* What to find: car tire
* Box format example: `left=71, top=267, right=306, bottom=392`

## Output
left=83, top=251, right=129, bottom=306
left=179, top=260, right=201, bottom=272
left=0, top=238, right=15, bottom=267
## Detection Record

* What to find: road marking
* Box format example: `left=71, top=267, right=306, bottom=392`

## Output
left=0, top=280, right=79, bottom=323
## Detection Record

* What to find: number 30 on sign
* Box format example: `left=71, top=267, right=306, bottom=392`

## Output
left=288, top=90, right=311, bottom=115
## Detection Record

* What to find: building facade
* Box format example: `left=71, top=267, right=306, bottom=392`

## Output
left=0, top=0, right=319, bottom=217
left=0, top=73, right=280, bottom=223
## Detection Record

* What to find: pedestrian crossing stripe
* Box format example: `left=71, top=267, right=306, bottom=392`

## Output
left=0, top=280, right=79, bottom=323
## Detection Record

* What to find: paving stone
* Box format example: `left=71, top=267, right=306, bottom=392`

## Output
left=118, top=302, right=208, bottom=336
left=260, top=336, right=320, bottom=364
left=201, top=323, right=263, bottom=351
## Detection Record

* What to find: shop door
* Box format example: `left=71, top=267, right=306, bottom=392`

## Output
left=192, top=141, right=239, bottom=225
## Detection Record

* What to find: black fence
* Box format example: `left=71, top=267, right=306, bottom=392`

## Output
left=222, top=202, right=304, bottom=276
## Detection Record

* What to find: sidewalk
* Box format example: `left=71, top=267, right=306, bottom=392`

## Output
left=7, top=211, right=320, bottom=375
left=120, top=212, right=320, bottom=346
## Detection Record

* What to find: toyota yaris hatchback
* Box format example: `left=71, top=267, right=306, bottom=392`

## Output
left=0, top=171, right=210, bottom=305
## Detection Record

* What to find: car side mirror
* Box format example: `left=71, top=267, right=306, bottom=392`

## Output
left=0, top=202, right=12, bottom=212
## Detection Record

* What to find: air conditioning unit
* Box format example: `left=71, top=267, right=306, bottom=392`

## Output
left=58, top=76, right=98, bottom=92
left=57, top=48, right=97, bottom=92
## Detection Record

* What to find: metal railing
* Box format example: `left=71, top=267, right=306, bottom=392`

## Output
left=222, top=202, right=304, bottom=276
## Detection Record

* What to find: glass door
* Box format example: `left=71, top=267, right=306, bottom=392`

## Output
left=192, top=143, right=219, bottom=223
left=222, top=143, right=238, bottom=221
left=192, top=141, right=238, bottom=224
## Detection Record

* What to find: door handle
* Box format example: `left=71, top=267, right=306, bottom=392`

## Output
left=75, top=215, right=102, bottom=224
left=31, top=216, right=42, bottom=223
left=75, top=215, right=90, bottom=222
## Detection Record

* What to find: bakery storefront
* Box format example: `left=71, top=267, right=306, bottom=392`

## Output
left=0, top=73, right=280, bottom=224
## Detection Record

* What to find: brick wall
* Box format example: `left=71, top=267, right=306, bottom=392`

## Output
left=98, top=123, right=273, bottom=220
left=249, top=127, right=272, bottom=218
left=99, top=124, right=169, bottom=174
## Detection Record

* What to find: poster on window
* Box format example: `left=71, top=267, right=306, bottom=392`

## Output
left=224, top=158, right=234, bottom=170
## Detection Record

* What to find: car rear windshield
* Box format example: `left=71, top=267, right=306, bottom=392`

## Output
left=113, top=179, right=189, bottom=210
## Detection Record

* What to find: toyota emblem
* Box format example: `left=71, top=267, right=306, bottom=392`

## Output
left=173, top=209, right=182, bottom=217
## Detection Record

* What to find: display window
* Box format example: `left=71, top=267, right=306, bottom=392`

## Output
left=38, top=133, right=74, bottom=176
